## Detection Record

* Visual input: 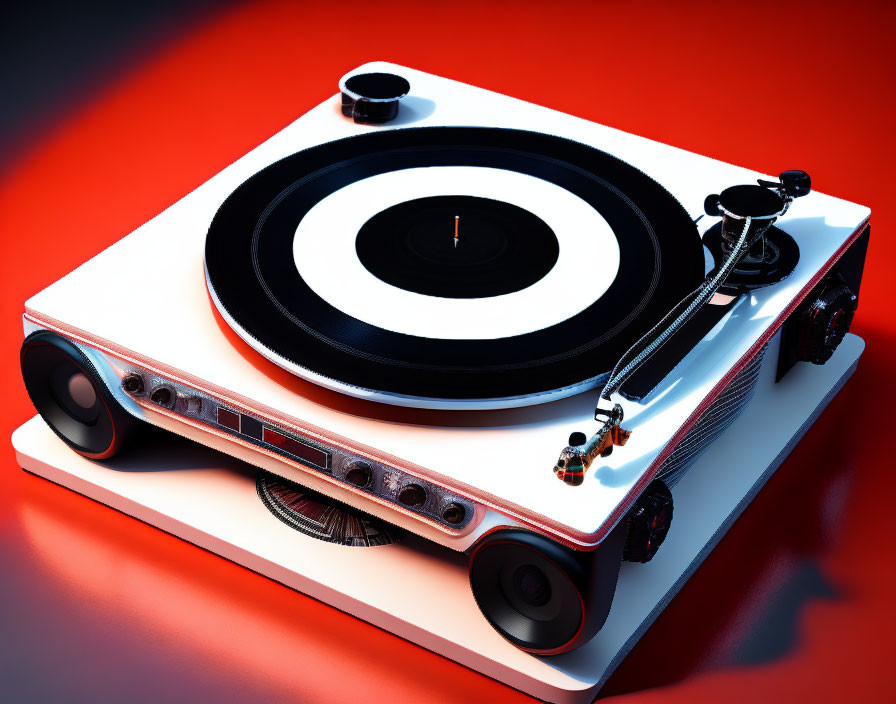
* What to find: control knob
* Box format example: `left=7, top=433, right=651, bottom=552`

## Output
left=797, top=276, right=858, bottom=365
left=624, top=480, right=674, bottom=563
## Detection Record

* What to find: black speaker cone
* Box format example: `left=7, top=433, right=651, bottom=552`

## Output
left=21, top=331, right=137, bottom=458
left=469, top=527, right=626, bottom=653
left=510, top=564, right=552, bottom=608
left=48, top=364, right=100, bottom=424
left=470, top=533, right=584, bottom=651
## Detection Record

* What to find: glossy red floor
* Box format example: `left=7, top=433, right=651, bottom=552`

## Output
left=1, top=2, right=894, bottom=701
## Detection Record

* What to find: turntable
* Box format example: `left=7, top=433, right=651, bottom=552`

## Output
left=15, top=62, right=870, bottom=699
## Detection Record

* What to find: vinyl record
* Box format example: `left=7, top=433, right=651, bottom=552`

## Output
left=205, top=126, right=703, bottom=408
left=257, top=470, right=400, bottom=547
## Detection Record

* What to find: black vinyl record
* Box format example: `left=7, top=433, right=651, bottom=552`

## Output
left=205, top=127, right=703, bottom=405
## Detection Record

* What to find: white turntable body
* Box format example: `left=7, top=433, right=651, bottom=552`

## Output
left=21, top=61, right=870, bottom=553
left=13, top=331, right=863, bottom=702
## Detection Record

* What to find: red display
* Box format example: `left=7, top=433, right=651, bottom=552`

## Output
left=262, top=427, right=328, bottom=470
left=216, top=407, right=240, bottom=432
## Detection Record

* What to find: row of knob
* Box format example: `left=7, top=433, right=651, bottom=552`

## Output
left=342, top=460, right=467, bottom=525
left=123, top=371, right=470, bottom=528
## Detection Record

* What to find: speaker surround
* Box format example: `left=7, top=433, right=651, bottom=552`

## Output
left=469, top=526, right=625, bottom=654
left=20, top=331, right=137, bottom=459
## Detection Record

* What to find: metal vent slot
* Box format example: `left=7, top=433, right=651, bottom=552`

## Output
left=657, top=344, right=768, bottom=487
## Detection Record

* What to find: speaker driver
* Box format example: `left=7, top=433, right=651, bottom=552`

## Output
left=470, top=533, right=584, bottom=652
left=20, top=331, right=138, bottom=458
left=469, top=527, right=625, bottom=654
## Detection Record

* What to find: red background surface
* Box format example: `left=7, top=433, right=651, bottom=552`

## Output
left=1, top=1, right=895, bottom=701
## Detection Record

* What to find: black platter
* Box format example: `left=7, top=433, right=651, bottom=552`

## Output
left=205, top=127, right=703, bottom=404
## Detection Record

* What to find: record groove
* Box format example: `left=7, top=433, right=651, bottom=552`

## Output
left=205, top=127, right=703, bottom=406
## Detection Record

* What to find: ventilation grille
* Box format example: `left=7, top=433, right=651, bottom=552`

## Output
left=656, top=343, right=768, bottom=487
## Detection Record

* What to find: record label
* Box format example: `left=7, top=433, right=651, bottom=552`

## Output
left=293, top=166, right=619, bottom=340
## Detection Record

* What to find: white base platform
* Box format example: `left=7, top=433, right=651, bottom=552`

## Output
left=12, top=334, right=863, bottom=703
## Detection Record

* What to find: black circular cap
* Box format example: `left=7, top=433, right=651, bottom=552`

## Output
left=779, top=170, right=811, bottom=198
left=704, top=193, right=722, bottom=217
left=508, top=563, right=552, bottom=608
left=344, top=461, right=372, bottom=488
left=568, top=431, right=588, bottom=446
left=719, top=185, right=785, bottom=218
left=398, top=483, right=427, bottom=507
left=343, top=72, right=410, bottom=100
left=356, top=195, right=559, bottom=298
